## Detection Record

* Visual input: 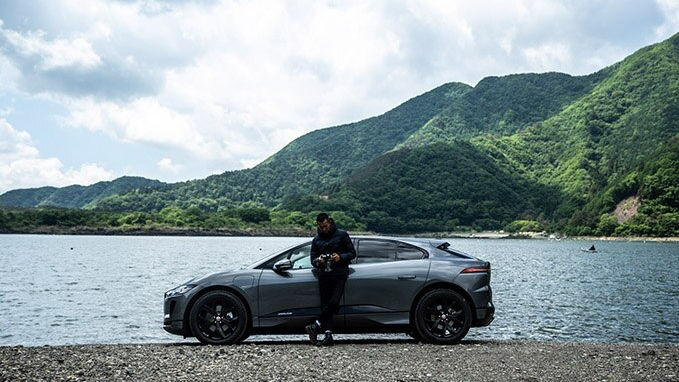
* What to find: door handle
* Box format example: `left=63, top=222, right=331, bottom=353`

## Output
left=398, top=275, right=416, bottom=280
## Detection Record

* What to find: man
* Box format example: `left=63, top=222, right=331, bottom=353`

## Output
left=305, top=212, right=356, bottom=346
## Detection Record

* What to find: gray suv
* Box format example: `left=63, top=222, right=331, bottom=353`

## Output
left=164, top=237, right=494, bottom=344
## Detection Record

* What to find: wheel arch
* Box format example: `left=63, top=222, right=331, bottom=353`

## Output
left=409, top=281, right=476, bottom=327
left=183, top=285, right=253, bottom=337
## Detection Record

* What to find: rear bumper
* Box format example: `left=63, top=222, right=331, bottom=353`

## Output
left=455, top=274, right=494, bottom=327
left=473, top=301, right=495, bottom=327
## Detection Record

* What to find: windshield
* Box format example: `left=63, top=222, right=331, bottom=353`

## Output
left=245, top=243, right=299, bottom=269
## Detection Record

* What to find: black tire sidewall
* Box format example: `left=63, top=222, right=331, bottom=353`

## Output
left=189, top=290, right=249, bottom=345
left=415, top=289, right=472, bottom=344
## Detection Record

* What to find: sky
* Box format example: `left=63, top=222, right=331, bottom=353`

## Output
left=0, top=0, right=678, bottom=193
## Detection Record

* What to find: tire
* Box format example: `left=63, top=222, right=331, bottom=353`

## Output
left=414, top=289, right=472, bottom=344
left=189, top=290, right=249, bottom=345
left=406, top=330, right=423, bottom=342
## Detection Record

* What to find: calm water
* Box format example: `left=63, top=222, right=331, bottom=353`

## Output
left=0, top=234, right=677, bottom=346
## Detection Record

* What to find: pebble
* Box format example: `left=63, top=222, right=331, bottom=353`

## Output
left=0, top=340, right=677, bottom=381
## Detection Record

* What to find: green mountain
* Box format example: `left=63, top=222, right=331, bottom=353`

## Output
left=283, top=140, right=563, bottom=232
left=95, top=68, right=609, bottom=214
left=0, top=176, right=164, bottom=209
left=285, top=33, right=679, bottom=234
left=2, top=33, right=678, bottom=236
left=94, top=82, right=472, bottom=211
left=471, top=33, right=679, bottom=232
left=400, top=70, right=610, bottom=146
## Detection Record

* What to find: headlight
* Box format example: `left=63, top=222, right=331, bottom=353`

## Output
left=164, top=284, right=196, bottom=298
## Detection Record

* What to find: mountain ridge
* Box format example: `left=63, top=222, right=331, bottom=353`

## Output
left=0, top=176, right=164, bottom=209
left=2, top=33, right=677, bottom=236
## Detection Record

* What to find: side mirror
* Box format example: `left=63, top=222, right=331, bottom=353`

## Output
left=273, top=259, right=293, bottom=272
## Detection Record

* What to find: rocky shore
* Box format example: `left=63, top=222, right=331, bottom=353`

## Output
left=1, top=340, right=677, bottom=381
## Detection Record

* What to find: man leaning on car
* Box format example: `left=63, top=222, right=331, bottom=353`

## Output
left=305, top=212, right=356, bottom=346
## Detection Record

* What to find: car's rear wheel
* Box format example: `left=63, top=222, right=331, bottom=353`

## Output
left=189, top=290, right=249, bottom=345
left=414, top=289, right=471, bottom=344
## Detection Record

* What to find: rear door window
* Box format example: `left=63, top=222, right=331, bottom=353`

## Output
left=357, top=240, right=396, bottom=263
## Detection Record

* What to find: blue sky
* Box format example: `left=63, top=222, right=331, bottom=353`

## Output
left=0, top=0, right=678, bottom=193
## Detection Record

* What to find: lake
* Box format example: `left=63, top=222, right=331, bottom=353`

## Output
left=0, top=234, right=677, bottom=346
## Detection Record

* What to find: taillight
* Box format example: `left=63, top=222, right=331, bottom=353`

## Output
left=461, top=266, right=490, bottom=273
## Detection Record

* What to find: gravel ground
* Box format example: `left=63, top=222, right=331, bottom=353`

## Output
left=1, top=339, right=677, bottom=381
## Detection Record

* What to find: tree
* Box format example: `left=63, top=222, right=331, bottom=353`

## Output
left=595, top=214, right=618, bottom=236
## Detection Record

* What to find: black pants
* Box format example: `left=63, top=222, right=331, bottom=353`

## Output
left=317, top=273, right=347, bottom=332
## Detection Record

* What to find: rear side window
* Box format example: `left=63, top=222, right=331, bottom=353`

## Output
left=358, top=240, right=396, bottom=263
left=397, top=243, right=426, bottom=260
left=438, top=248, right=473, bottom=259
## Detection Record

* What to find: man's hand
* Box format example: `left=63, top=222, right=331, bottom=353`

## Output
left=331, top=253, right=340, bottom=263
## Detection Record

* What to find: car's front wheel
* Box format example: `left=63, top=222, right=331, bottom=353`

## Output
left=414, top=289, right=471, bottom=344
left=189, top=290, right=249, bottom=345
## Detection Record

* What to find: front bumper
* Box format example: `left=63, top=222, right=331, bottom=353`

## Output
left=164, top=319, right=185, bottom=335
left=163, top=294, right=191, bottom=336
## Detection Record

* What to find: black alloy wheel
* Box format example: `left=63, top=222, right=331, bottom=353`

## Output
left=414, top=289, right=471, bottom=344
left=189, top=290, right=249, bottom=345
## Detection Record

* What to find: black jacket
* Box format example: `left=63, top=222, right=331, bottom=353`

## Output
left=310, top=221, right=356, bottom=276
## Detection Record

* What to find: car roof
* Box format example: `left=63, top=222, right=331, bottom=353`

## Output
left=350, top=235, right=446, bottom=248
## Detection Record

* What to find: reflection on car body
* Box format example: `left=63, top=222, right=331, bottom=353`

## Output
left=163, top=236, right=494, bottom=344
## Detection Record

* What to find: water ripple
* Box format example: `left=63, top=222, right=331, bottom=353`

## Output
left=0, top=235, right=677, bottom=346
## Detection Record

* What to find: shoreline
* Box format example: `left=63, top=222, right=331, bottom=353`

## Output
left=2, top=340, right=677, bottom=381
left=1, top=227, right=678, bottom=242
left=0, top=226, right=317, bottom=237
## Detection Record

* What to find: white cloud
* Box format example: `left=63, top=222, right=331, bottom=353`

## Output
left=0, top=118, right=113, bottom=193
left=0, top=118, right=38, bottom=161
left=157, top=157, right=182, bottom=173
left=65, top=97, right=223, bottom=158
left=1, top=27, right=101, bottom=70
left=655, top=0, right=679, bottom=37
left=0, top=50, right=21, bottom=93
left=522, top=42, right=573, bottom=71
left=0, top=105, right=13, bottom=117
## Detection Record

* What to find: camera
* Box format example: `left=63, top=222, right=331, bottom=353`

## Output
left=319, top=253, right=333, bottom=272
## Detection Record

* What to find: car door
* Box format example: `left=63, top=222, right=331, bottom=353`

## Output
left=257, top=242, right=343, bottom=331
left=344, top=239, right=430, bottom=329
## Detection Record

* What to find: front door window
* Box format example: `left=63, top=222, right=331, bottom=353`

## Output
left=289, top=244, right=312, bottom=269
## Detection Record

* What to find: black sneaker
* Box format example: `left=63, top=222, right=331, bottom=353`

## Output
left=305, top=323, right=320, bottom=345
left=316, top=330, right=334, bottom=347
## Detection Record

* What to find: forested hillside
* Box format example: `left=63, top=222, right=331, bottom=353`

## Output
left=285, top=33, right=679, bottom=235
left=2, top=33, right=678, bottom=236
left=92, top=82, right=471, bottom=212
left=283, top=141, right=562, bottom=233
left=399, top=70, right=610, bottom=146
left=473, top=33, right=679, bottom=234
left=0, top=177, right=163, bottom=209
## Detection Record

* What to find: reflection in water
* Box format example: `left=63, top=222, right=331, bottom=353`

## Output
left=0, top=235, right=677, bottom=346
